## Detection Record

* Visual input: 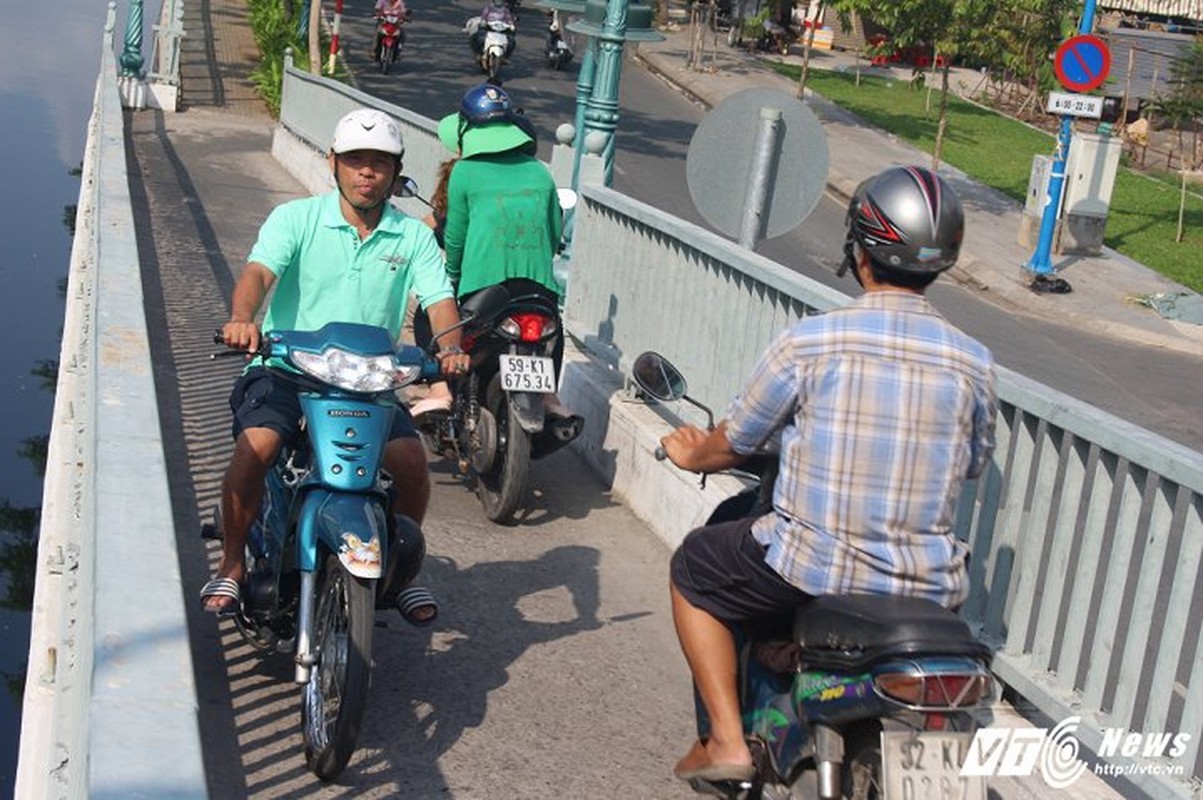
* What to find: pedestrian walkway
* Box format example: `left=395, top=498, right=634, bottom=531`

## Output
left=632, top=19, right=1203, bottom=359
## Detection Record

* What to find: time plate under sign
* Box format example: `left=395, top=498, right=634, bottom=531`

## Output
left=1047, top=92, right=1104, bottom=119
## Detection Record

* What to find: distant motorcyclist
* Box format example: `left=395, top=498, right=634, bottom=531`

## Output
left=372, top=0, right=409, bottom=62
left=661, top=166, right=998, bottom=784
left=469, top=0, right=517, bottom=59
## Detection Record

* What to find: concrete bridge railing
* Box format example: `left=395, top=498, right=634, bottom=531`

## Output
left=16, top=15, right=206, bottom=800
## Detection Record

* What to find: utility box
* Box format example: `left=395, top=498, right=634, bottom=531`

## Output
left=1018, top=154, right=1061, bottom=251
left=1060, top=131, right=1122, bottom=255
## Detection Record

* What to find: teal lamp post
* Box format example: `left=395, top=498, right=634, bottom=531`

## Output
left=118, top=0, right=145, bottom=77
left=562, top=0, right=662, bottom=187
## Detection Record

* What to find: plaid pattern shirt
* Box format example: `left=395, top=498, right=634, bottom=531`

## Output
left=725, top=291, right=997, bottom=608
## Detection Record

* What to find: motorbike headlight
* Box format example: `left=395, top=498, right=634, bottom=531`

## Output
left=292, top=347, right=405, bottom=393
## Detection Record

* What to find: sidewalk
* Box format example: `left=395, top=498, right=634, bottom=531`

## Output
left=632, top=21, right=1203, bottom=359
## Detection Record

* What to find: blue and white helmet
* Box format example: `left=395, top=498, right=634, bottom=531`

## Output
left=842, top=166, right=964, bottom=277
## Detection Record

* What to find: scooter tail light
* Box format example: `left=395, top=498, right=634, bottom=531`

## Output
left=873, top=672, right=993, bottom=710
left=498, top=312, right=556, bottom=343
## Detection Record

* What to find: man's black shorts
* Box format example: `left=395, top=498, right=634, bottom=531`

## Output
left=670, top=516, right=813, bottom=626
left=229, top=366, right=419, bottom=443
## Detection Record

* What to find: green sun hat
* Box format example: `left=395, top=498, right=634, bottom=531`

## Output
left=437, top=113, right=533, bottom=159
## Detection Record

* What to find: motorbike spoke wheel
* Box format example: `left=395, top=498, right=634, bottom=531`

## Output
left=475, top=379, right=531, bottom=524
left=302, top=555, right=375, bottom=780
left=381, top=43, right=394, bottom=73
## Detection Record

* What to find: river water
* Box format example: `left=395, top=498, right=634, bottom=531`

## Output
left=0, top=1, right=144, bottom=794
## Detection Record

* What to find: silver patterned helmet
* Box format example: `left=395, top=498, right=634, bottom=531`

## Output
left=839, top=166, right=964, bottom=278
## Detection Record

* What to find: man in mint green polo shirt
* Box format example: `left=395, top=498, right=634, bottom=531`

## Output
left=200, top=109, right=469, bottom=623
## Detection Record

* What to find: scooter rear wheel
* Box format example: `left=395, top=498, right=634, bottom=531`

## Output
left=475, top=377, right=531, bottom=524
left=302, top=555, right=375, bottom=780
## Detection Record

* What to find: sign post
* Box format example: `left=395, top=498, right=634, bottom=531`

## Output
left=1026, top=2, right=1105, bottom=292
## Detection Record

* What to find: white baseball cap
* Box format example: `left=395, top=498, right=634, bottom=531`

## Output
left=330, top=108, right=404, bottom=156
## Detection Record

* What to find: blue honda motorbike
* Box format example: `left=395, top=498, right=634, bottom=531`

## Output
left=206, top=322, right=439, bottom=779
left=631, top=351, right=996, bottom=800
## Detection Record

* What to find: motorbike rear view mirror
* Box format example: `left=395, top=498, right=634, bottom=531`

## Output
left=632, top=351, right=687, bottom=402
left=394, top=175, right=431, bottom=205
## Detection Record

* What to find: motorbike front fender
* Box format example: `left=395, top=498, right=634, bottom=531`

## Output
left=296, top=489, right=388, bottom=579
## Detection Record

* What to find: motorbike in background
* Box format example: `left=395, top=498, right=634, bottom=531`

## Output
left=202, top=321, right=439, bottom=779
left=374, top=11, right=410, bottom=73
left=469, top=17, right=516, bottom=82
left=631, top=351, right=996, bottom=800
left=545, top=9, right=573, bottom=69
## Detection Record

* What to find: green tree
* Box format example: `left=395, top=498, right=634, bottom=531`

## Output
left=1151, top=36, right=1203, bottom=242
left=829, top=0, right=993, bottom=168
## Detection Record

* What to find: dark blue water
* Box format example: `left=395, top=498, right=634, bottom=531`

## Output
left=0, top=2, right=126, bottom=795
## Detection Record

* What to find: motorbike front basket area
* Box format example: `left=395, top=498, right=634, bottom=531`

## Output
left=792, top=595, right=991, bottom=672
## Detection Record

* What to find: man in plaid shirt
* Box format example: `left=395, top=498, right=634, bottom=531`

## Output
left=663, top=166, right=998, bottom=785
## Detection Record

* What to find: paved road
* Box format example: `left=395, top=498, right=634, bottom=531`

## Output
left=342, top=0, right=1203, bottom=452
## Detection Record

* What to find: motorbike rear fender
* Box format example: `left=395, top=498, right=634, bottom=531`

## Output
left=295, top=489, right=388, bottom=579
left=508, top=390, right=546, bottom=433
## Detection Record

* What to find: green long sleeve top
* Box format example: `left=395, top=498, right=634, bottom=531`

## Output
left=442, top=151, right=563, bottom=298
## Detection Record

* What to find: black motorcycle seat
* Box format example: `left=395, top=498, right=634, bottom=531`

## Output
left=792, top=594, right=991, bottom=672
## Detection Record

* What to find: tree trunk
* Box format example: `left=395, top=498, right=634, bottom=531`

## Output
left=1178, top=167, right=1186, bottom=243
left=309, top=0, right=321, bottom=74
left=796, top=23, right=816, bottom=99
left=932, top=64, right=950, bottom=170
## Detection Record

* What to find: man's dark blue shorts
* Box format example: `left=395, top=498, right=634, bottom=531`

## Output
left=229, top=366, right=418, bottom=443
left=670, top=516, right=813, bottom=626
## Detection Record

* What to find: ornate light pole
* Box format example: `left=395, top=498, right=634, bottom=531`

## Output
left=565, top=0, right=662, bottom=186
left=118, top=0, right=145, bottom=77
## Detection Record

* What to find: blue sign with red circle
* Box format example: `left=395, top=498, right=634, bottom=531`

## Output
left=1054, top=34, right=1111, bottom=93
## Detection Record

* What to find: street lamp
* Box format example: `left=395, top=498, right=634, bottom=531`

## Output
left=559, top=0, right=662, bottom=187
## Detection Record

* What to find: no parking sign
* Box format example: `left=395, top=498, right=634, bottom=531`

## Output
left=1053, top=34, right=1111, bottom=93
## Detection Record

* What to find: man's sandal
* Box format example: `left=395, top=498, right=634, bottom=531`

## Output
left=396, top=586, right=440, bottom=627
left=199, top=576, right=242, bottom=616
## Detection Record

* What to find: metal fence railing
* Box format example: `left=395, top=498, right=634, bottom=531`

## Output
left=147, top=0, right=186, bottom=89
left=564, top=184, right=1203, bottom=799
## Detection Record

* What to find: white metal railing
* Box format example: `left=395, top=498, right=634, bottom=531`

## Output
left=564, top=185, right=1203, bottom=799
left=146, top=0, right=186, bottom=88
left=16, top=15, right=206, bottom=799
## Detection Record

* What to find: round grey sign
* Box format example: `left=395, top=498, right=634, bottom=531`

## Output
left=686, top=88, right=829, bottom=241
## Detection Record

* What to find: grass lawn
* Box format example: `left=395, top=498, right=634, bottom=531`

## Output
left=769, top=63, right=1203, bottom=294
